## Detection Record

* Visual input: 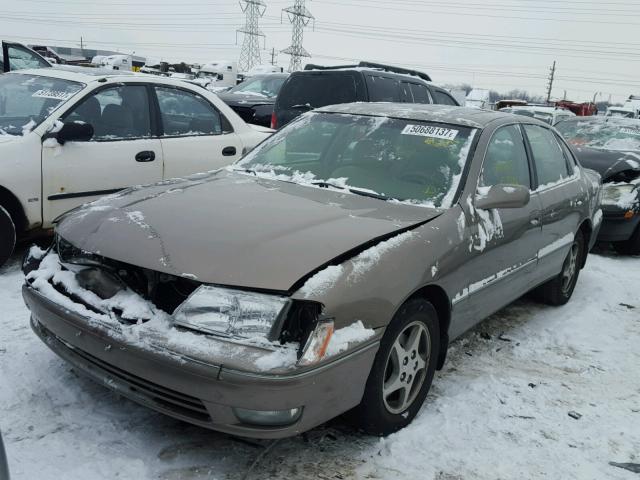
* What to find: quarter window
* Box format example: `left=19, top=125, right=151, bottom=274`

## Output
left=480, top=125, right=531, bottom=188
left=523, top=124, right=571, bottom=187
left=409, top=83, right=431, bottom=104
left=63, top=85, right=151, bottom=140
left=156, top=87, right=222, bottom=136
left=432, top=90, right=458, bottom=106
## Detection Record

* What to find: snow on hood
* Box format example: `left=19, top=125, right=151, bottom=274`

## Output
left=55, top=170, right=440, bottom=292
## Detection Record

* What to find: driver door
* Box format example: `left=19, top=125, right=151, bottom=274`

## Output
left=42, top=84, right=163, bottom=225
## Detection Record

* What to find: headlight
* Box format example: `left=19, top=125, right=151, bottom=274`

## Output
left=172, top=285, right=289, bottom=339
left=601, top=183, right=638, bottom=207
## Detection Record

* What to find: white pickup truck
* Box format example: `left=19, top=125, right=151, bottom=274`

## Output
left=0, top=67, right=272, bottom=266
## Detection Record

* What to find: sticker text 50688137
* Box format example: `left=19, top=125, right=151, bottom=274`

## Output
left=401, top=124, right=459, bottom=141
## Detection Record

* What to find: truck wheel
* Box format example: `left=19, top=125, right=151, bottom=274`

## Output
left=0, top=206, right=16, bottom=268
left=612, top=225, right=640, bottom=256
left=352, top=298, right=440, bottom=436
left=535, top=230, right=585, bottom=306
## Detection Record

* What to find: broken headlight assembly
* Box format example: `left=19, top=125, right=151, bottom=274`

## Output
left=601, top=183, right=638, bottom=207
left=172, top=285, right=290, bottom=339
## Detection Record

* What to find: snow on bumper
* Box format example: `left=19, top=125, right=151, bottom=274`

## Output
left=23, top=284, right=378, bottom=439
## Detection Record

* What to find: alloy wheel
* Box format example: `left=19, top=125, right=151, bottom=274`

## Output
left=561, top=241, right=579, bottom=294
left=382, top=320, right=431, bottom=414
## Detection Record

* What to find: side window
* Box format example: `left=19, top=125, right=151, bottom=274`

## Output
left=432, top=89, right=458, bottom=106
left=399, top=82, right=413, bottom=103
left=7, top=45, right=49, bottom=71
left=480, top=125, right=531, bottom=188
left=523, top=125, right=571, bottom=187
left=63, top=85, right=151, bottom=141
left=409, top=83, right=431, bottom=104
left=367, top=76, right=400, bottom=102
left=156, top=87, right=222, bottom=137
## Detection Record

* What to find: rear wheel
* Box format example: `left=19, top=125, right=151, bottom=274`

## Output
left=0, top=206, right=16, bottom=269
left=612, top=224, right=640, bottom=256
left=535, top=230, right=585, bottom=306
left=352, top=299, right=440, bottom=436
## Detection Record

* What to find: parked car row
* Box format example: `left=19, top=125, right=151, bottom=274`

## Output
left=1, top=58, right=637, bottom=442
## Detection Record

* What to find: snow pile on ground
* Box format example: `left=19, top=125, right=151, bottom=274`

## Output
left=1, top=250, right=639, bottom=479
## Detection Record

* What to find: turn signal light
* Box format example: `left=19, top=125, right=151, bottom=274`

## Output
left=298, top=320, right=334, bottom=366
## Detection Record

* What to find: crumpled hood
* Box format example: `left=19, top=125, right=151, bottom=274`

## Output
left=56, top=171, right=440, bottom=292
left=574, top=146, right=640, bottom=181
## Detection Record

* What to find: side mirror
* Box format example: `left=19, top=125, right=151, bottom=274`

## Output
left=475, top=184, right=530, bottom=210
left=44, top=122, right=94, bottom=145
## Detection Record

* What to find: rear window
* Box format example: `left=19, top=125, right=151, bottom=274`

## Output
left=278, top=73, right=358, bottom=109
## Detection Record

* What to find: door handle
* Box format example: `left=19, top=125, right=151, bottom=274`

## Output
left=222, top=146, right=237, bottom=157
left=135, top=151, right=156, bottom=162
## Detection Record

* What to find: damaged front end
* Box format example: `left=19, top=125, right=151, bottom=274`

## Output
left=23, top=235, right=334, bottom=372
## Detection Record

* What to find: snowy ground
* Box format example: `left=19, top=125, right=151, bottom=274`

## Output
left=1, top=246, right=639, bottom=480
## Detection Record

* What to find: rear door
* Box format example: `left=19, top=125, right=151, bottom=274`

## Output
left=2, top=42, right=50, bottom=73
left=522, top=124, right=582, bottom=281
left=42, top=83, right=163, bottom=224
left=153, top=85, right=244, bottom=179
left=456, top=123, right=543, bottom=331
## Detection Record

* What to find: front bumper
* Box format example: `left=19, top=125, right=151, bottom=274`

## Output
left=597, top=206, right=640, bottom=242
left=24, top=284, right=378, bottom=439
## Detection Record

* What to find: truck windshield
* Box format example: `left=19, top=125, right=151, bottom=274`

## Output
left=237, top=112, right=477, bottom=208
left=228, top=75, right=286, bottom=98
left=556, top=117, right=640, bottom=152
left=0, top=73, right=84, bottom=136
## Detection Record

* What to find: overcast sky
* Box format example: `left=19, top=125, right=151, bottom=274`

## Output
left=2, top=0, right=639, bottom=102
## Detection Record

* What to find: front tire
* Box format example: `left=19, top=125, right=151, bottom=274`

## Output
left=0, top=206, right=16, bottom=269
left=612, top=224, right=640, bottom=256
left=352, top=299, right=440, bottom=436
left=535, top=230, right=585, bottom=306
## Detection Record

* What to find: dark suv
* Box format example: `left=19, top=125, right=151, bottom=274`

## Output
left=271, top=61, right=459, bottom=129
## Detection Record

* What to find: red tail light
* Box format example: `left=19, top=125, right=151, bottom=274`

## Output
left=270, top=111, right=277, bottom=129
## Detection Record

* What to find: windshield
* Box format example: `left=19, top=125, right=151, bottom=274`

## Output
left=556, top=118, right=640, bottom=152
left=228, top=75, right=286, bottom=98
left=236, top=112, right=477, bottom=208
left=0, top=73, right=84, bottom=136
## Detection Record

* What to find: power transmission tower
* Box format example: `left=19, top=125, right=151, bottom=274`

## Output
left=546, top=60, right=556, bottom=104
left=237, top=0, right=266, bottom=72
left=282, top=0, right=314, bottom=72
left=270, top=47, right=278, bottom=65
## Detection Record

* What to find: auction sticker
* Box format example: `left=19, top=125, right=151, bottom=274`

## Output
left=621, top=127, right=640, bottom=137
left=401, top=124, right=459, bottom=140
left=32, top=89, right=74, bottom=101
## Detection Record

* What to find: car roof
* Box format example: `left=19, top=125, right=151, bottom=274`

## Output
left=315, top=102, right=521, bottom=128
left=11, top=66, right=206, bottom=88
left=510, top=105, right=574, bottom=115
left=291, top=66, right=436, bottom=86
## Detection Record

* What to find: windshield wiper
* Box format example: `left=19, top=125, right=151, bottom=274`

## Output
left=233, top=167, right=257, bottom=175
left=312, top=181, right=392, bottom=201
left=348, top=188, right=392, bottom=201
left=311, top=181, right=345, bottom=189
